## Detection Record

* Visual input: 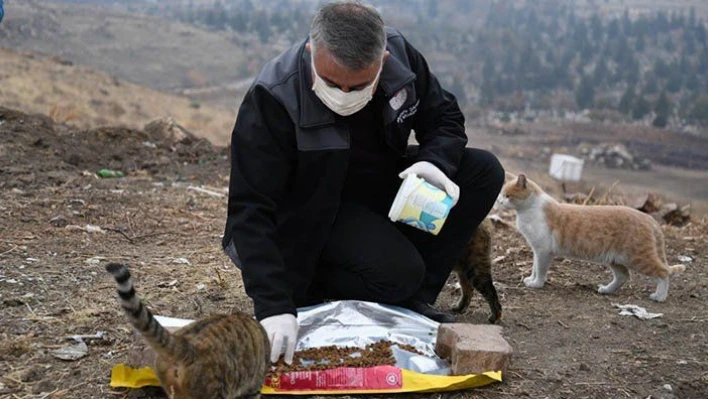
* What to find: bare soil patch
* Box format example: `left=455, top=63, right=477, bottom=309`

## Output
left=1, top=108, right=706, bottom=399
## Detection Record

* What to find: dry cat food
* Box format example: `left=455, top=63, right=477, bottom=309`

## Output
left=270, top=340, right=423, bottom=373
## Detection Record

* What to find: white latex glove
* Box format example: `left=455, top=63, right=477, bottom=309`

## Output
left=399, top=161, right=460, bottom=206
left=260, top=313, right=299, bottom=364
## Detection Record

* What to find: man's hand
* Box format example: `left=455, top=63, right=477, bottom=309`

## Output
left=260, top=313, right=299, bottom=364
left=399, top=161, right=460, bottom=206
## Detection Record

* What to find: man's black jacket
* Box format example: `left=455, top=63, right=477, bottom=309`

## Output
left=223, top=27, right=467, bottom=321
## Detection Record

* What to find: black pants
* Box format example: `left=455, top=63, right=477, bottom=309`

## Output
left=308, top=148, right=505, bottom=306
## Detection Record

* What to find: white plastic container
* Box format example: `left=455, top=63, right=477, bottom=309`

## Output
left=549, top=154, right=584, bottom=182
left=388, top=173, right=454, bottom=235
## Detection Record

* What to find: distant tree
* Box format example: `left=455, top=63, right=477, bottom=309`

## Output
left=689, top=7, right=697, bottom=28
left=502, top=52, right=516, bottom=74
left=619, top=85, right=635, bottom=114
left=685, top=72, right=700, bottom=93
left=593, top=57, right=608, bottom=86
left=652, top=114, right=669, bottom=128
left=575, top=74, right=595, bottom=110
left=684, top=28, right=697, bottom=55
left=613, top=34, right=630, bottom=65
left=633, top=15, right=649, bottom=37
left=590, top=14, right=604, bottom=43
left=635, top=33, right=645, bottom=52
left=697, top=22, right=707, bottom=49
left=552, top=64, right=573, bottom=90
left=664, top=35, right=676, bottom=52
left=679, top=55, right=692, bottom=74
left=622, top=8, right=633, bottom=35
left=654, top=58, right=670, bottom=79
left=699, top=50, right=708, bottom=75
left=622, top=56, right=640, bottom=86
left=632, top=91, right=651, bottom=120
left=229, top=13, right=248, bottom=32
left=655, top=10, right=670, bottom=33
left=653, top=90, right=672, bottom=127
left=607, top=19, right=621, bottom=40
left=688, top=95, right=708, bottom=125
left=567, top=9, right=576, bottom=29
left=666, top=68, right=684, bottom=93
left=252, top=10, right=271, bottom=44
left=527, top=9, right=539, bottom=30
left=671, top=11, right=686, bottom=30
left=644, top=73, right=659, bottom=95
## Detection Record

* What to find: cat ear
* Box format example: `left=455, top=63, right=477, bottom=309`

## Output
left=504, top=171, right=517, bottom=183
left=517, top=174, right=528, bottom=189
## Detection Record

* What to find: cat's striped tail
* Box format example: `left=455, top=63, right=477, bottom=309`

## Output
left=669, top=264, right=686, bottom=274
left=105, top=263, right=177, bottom=357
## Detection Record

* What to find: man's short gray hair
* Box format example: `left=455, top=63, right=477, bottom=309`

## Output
left=309, top=1, right=386, bottom=71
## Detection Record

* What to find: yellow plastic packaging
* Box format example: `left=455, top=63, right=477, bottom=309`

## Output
left=110, top=363, right=502, bottom=395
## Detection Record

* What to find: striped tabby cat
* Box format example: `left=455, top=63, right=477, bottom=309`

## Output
left=105, top=263, right=269, bottom=399
left=451, top=218, right=503, bottom=324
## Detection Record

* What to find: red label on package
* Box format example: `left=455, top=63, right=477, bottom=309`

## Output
left=265, top=366, right=403, bottom=391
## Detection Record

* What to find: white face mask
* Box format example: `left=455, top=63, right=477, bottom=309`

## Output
left=311, top=50, right=383, bottom=116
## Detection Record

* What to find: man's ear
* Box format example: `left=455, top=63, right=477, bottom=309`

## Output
left=305, top=42, right=312, bottom=53
left=383, top=50, right=390, bottom=63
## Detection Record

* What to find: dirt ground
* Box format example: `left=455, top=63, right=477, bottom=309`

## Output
left=1, top=107, right=707, bottom=399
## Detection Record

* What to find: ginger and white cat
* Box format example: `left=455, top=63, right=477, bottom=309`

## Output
left=500, top=173, right=685, bottom=302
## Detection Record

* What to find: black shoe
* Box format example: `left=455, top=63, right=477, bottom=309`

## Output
left=403, top=299, right=456, bottom=323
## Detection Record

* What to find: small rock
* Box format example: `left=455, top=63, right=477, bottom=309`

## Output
left=157, top=280, right=179, bottom=288
left=172, top=257, right=190, bottom=265
left=663, top=383, right=673, bottom=392
left=196, top=283, right=206, bottom=291
left=51, top=341, right=88, bottom=361
left=2, top=298, right=25, bottom=307
left=677, top=255, right=693, bottom=263
left=85, top=224, right=106, bottom=234
left=85, top=256, right=106, bottom=265
left=31, top=379, right=56, bottom=394
left=677, top=360, right=688, bottom=365
left=578, top=363, right=591, bottom=372
left=50, top=215, right=68, bottom=228
left=492, top=255, right=506, bottom=264
left=69, top=199, right=86, bottom=206
left=20, top=366, right=43, bottom=382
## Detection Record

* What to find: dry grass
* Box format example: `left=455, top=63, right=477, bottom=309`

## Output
left=0, top=47, right=235, bottom=146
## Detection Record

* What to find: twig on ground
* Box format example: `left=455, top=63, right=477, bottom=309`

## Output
left=582, top=187, right=595, bottom=206
left=0, top=244, right=18, bottom=256
left=104, top=227, right=135, bottom=244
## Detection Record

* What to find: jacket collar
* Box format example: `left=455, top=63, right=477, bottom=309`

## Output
left=298, top=39, right=416, bottom=129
